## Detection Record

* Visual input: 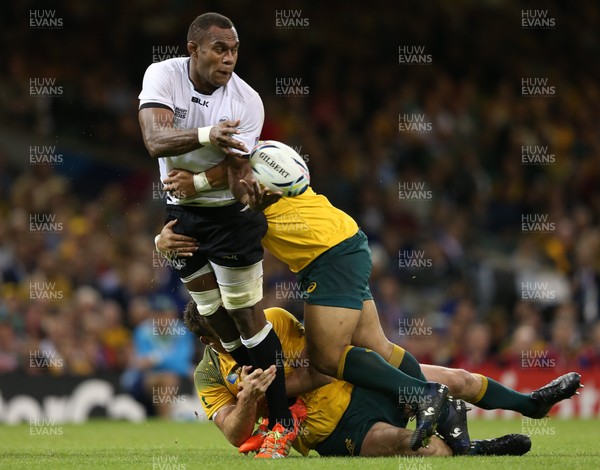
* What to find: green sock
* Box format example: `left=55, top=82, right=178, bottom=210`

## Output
left=340, top=346, right=430, bottom=403
left=398, top=349, right=427, bottom=381
left=475, top=376, right=537, bottom=416
left=387, top=344, right=427, bottom=381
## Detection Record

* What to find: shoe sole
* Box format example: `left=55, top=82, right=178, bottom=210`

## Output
left=409, top=385, right=449, bottom=451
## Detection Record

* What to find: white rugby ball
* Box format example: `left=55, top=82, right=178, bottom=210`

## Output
left=248, top=140, right=310, bottom=197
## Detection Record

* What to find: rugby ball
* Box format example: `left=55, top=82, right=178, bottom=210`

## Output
left=248, top=140, right=310, bottom=197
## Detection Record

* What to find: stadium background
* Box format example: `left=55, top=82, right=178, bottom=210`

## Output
left=1, top=0, right=600, bottom=425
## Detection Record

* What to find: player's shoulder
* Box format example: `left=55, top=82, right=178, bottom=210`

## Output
left=145, top=57, right=189, bottom=76
left=194, top=346, right=224, bottom=386
left=226, top=72, right=262, bottom=104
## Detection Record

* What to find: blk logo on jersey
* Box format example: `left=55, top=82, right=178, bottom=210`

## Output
left=191, top=96, right=209, bottom=107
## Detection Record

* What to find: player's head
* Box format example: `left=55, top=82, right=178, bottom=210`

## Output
left=187, top=12, right=239, bottom=93
left=183, top=299, right=226, bottom=352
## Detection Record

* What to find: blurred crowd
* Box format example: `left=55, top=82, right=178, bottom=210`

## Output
left=1, top=0, right=600, bottom=390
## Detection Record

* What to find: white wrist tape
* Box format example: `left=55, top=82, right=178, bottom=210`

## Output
left=197, top=126, right=213, bottom=146
left=193, top=172, right=211, bottom=193
left=154, top=234, right=162, bottom=252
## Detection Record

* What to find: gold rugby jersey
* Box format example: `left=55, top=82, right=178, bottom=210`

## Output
left=194, top=307, right=353, bottom=455
left=262, top=187, right=358, bottom=272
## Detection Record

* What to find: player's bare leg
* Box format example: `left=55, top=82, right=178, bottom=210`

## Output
left=355, top=300, right=428, bottom=381
left=352, top=299, right=395, bottom=360
left=303, top=304, right=361, bottom=376
left=360, top=423, right=452, bottom=457
left=421, top=365, right=482, bottom=399
left=185, top=274, right=240, bottom=346
left=304, top=303, right=449, bottom=450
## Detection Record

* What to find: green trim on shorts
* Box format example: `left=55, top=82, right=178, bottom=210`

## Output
left=315, top=387, right=408, bottom=456
left=297, top=231, right=374, bottom=310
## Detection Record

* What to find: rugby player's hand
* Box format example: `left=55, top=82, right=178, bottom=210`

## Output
left=237, top=365, right=276, bottom=403
left=240, top=179, right=282, bottom=212
left=164, top=162, right=229, bottom=198
left=209, top=119, right=248, bottom=154
left=163, top=169, right=197, bottom=199
left=156, top=219, right=199, bottom=257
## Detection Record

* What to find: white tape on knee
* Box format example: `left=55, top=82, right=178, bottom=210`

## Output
left=190, top=289, right=222, bottom=316
left=211, top=261, right=264, bottom=310
left=219, top=276, right=263, bottom=310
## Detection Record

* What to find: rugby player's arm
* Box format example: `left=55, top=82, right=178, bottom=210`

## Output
left=138, top=107, right=202, bottom=158
left=138, top=107, right=247, bottom=158
left=212, top=397, right=258, bottom=447
left=212, top=365, right=275, bottom=447
left=160, top=163, right=228, bottom=202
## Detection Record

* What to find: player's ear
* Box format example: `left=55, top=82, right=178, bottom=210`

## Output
left=199, top=336, right=212, bottom=346
left=187, top=41, right=197, bottom=57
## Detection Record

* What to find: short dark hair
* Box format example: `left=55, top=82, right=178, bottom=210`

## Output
left=187, top=12, right=235, bottom=43
left=183, top=300, right=211, bottom=338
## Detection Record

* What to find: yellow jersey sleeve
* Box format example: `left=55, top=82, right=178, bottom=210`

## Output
left=263, top=187, right=359, bottom=272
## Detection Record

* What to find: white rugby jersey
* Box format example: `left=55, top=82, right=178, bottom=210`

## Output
left=139, top=57, right=264, bottom=206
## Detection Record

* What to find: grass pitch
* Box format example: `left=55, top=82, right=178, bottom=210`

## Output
left=1, top=418, right=599, bottom=469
